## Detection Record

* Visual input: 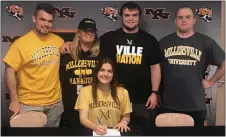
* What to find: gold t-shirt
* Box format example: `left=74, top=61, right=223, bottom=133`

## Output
left=75, top=85, right=132, bottom=127
left=3, top=30, right=64, bottom=106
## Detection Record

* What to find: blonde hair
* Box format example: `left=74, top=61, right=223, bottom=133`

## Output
left=70, top=29, right=100, bottom=60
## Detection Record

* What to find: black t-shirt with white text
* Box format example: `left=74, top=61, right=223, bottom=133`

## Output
left=100, top=28, right=161, bottom=104
left=159, top=32, right=225, bottom=111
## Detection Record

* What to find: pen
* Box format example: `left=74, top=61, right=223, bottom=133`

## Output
left=97, top=117, right=108, bottom=133
left=97, top=117, right=102, bottom=125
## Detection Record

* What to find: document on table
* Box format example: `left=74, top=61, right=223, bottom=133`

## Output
left=93, top=129, right=121, bottom=136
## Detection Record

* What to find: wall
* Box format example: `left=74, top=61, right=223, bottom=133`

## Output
left=1, top=1, right=222, bottom=126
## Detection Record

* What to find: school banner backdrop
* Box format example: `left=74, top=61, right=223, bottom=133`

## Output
left=1, top=1, right=221, bottom=126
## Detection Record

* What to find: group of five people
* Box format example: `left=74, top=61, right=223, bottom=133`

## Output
left=3, top=1, right=225, bottom=136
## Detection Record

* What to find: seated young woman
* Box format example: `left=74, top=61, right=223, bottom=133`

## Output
left=75, top=58, right=132, bottom=135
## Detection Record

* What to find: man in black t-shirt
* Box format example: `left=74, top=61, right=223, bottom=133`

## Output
left=159, top=6, right=225, bottom=127
left=100, top=2, right=161, bottom=135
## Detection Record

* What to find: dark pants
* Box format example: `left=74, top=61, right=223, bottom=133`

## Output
left=129, top=104, right=157, bottom=135
left=59, top=110, right=83, bottom=128
left=160, top=108, right=206, bottom=127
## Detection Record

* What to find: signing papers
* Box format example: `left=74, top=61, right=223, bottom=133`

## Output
left=93, top=129, right=121, bottom=136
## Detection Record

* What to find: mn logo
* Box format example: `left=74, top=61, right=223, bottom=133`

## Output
left=2, top=36, right=20, bottom=43
left=144, top=8, right=171, bottom=20
left=54, top=7, right=77, bottom=19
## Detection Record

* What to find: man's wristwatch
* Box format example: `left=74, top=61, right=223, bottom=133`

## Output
left=152, top=90, right=159, bottom=95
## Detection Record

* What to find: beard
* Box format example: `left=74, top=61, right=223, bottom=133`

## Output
left=123, top=23, right=138, bottom=32
left=36, top=27, right=50, bottom=35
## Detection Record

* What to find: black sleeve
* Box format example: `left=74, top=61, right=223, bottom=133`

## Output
left=99, top=32, right=116, bottom=59
left=59, top=55, right=66, bottom=87
left=206, top=37, right=225, bottom=66
left=99, top=33, right=110, bottom=58
left=147, top=35, right=161, bottom=65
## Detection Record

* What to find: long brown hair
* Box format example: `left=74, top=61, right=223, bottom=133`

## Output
left=92, top=58, right=120, bottom=104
